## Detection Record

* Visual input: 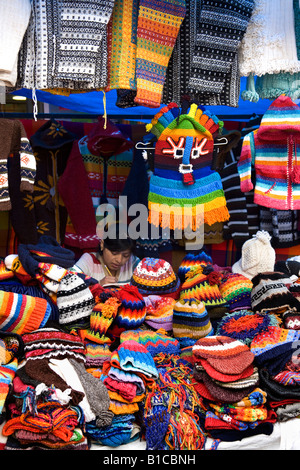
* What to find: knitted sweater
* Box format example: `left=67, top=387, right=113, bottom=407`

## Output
left=238, top=95, right=300, bottom=210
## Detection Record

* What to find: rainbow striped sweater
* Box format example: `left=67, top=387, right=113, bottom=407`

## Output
left=238, top=95, right=300, bottom=210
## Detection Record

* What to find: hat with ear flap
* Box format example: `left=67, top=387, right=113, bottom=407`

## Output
left=232, top=230, right=276, bottom=280
left=146, top=102, right=229, bottom=232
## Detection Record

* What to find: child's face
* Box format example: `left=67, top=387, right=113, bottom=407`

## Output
left=102, top=245, right=131, bottom=271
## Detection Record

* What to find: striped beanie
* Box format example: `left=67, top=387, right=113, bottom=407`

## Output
left=0, top=290, right=51, bottom=334
left=131, top=257, right=180, bottom=295
left=22, top=327, right=86, bottom=364
left=178, top=250, right=213, bottom=283
left=193, top=335, right=255, bottom=376
left=120, top=328, right=180, bottom=357
left=218, top=272, right=253, bottom=312
left=147, top=102, right=229, bottom=232
left=113, top=285, right=146, bottom=332
left=144, top=295, right=175, bottom=331
left=173, top=298, right=213, bottom=347
left=251, top=272, right=300, bottom=314
left=111, top=340, right=158, bottom=379
left=56, top=272, right=95, bottom=325
left=250, top=326, right=300, bottom=375
left=179, top=264, right=226, bottom=312
left=84, top=295, right=121, bottom=345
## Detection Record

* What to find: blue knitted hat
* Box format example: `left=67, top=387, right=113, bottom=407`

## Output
left=178, top=249, right=213, bottom=282
left=111, top=340, right=158, bottom=378
left=120, top=328, right=181, bottom=357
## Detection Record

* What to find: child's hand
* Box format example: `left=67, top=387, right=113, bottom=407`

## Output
left=100, top=275, right=117, bottom=286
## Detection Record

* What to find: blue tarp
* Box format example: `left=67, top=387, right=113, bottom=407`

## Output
left=12, top=78, right=273, bottom=120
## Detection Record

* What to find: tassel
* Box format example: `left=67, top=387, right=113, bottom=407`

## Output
left=291, top=166, right=300, bottom=184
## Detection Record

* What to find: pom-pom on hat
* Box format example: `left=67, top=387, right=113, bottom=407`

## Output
left=114, top=285, right=146, bottom=331
left=179, top=264, right=226, bottom=311
left=192, top=335, right=255, bottom=375
left=130, top=257, right=180, bottom=295
left=251, top=272, right=300, bottom=313
left=232, top=230, right=276, bottom=280
left=173, top=298, right=213, bottom=347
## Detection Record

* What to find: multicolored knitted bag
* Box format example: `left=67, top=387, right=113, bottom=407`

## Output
left=146, top=102, right=229, bottom=232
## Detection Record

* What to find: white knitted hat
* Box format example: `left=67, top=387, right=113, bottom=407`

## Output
left=232, top=231, right=276, bottom=280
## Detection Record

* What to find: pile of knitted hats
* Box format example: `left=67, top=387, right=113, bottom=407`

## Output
left=85, top=339, right=158, bottom=447
left=192, top=335, right=276, bottom=440
left=2, top=327, right=113, bottom=450
left=250, top=326, right=300, bottom=420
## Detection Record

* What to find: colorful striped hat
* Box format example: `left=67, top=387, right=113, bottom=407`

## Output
left=0, top=290, right=51, bottom=334
left=177, top=249, right=213, bottom=283
left=144, top=295, right=175, bottom=332
left=146, top=102, right=229, bottom=232
left=179, top=264, right=226, bottom=311
left=113, top=285, right=146, bottom=332
left=193, top=335, right=255, bottom=375
left=56, top=272, right=95, bottom=325
left=218, top=272, right=253, bottom=312
left=173, top=298, right=213, bottom=347
left=111, top=340, right=158, bottom=379
left=131, top=257, right=180, bottom=295
left=84, top=295, right=121, bottom=345
left=120, top=328, right=180, bottom=357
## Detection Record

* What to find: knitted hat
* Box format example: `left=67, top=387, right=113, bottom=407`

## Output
left=144, top=295, right=175, bottom=332
left=193, top=335, right=255, bottom=375
left=0, top=290, right=51, bottom=334
left=194, top=358, right=255, bottom=384
left=22, top=327, right=86, bottom=363
left=193, top=369, right=258, bottom=403
left=215, top=310, right=280, bottom=346
left=111, top=340, right=158, bottom=379
left=275, top=259, right=300, bottom=278
left=250, top=326, right=300, bottom=375
left=218, top=272, right=253, bottom=312
left=173, top=298, right=213, bottom=347
left=120, top=328, right=180, bottom=357
left=177, top=249, right=213, bottom=282
left=84, top=295, right=121, bottom=345
left=232, top=231, right=276, bottom=280
left=179, top=264, right=226, bottom=311
left=131, top=257, right=180, bottom=295
left=87, top=117, right=134, bottom=157
left=30, top=119, right=76, bottom=149
left=56, top=272, right=95, bottom=325
left=113, top=285, right=146, bottom=332
left=84, top=342, right=112, bottom=368
left=251, top=272, right=300, bottom=313
left=147, top=103, right=229, bottom=232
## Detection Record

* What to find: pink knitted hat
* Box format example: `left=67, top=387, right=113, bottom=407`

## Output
left=192, top=335, right=255, bottom=375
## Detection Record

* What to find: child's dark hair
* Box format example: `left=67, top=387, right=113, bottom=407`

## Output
left=99, top=224, right=136, bottom=255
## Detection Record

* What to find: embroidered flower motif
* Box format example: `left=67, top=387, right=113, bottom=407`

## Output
left=47, top=122, right=68, bottom=139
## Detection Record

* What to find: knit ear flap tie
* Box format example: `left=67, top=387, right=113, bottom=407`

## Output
left=290, top=135, right=300, bottom=184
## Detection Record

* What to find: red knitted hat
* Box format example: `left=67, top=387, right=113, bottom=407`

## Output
left=192, top=335, right=255, bottom=375
left=197, top=358, right=255, bottom=383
